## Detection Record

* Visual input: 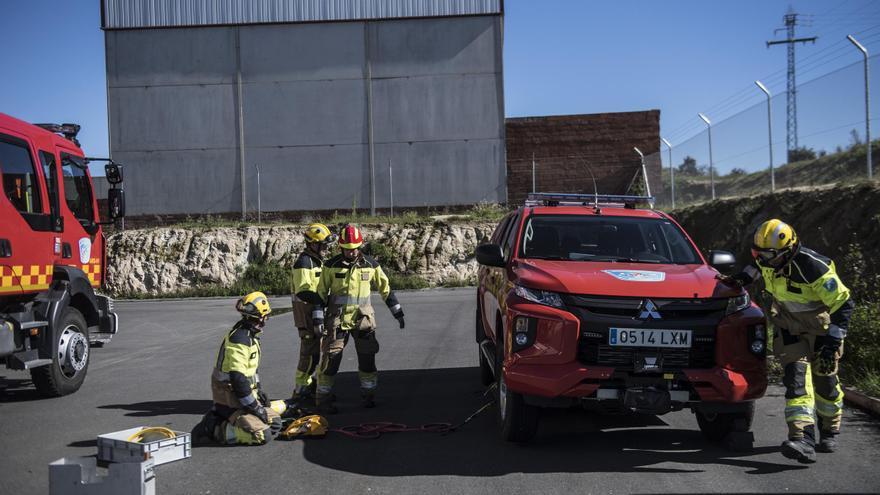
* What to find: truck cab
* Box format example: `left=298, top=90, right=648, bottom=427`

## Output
left=475, top=193, right=767, bottom=443
left=0, top=112, right=124, bottom=396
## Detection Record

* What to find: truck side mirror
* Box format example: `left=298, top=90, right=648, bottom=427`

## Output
left=105, top=162, right=123, bottom=185
left=708, top=250, right=736, bottom=275
left=108, top=188, right=125, bottom=220
left=475, top=244, right=505, bottom=267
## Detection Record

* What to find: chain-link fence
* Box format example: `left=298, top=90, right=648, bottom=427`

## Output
left=649, top=55, right=879, bottom=210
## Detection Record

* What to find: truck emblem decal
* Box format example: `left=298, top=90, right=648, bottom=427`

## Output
left=638, top=299, right=662, bottom=320
left=78, top=238, right=91, bottom=264
left=602, top=270, right=666, bottom=282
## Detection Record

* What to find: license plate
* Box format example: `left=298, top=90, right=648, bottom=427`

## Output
left=609, top=328, right=692, bottom=348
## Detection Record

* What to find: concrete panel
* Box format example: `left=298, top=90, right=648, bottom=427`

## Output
left=372, top=74, right=502, bottom=143
left=106, top=28, right=235, bottom=87
left=369, top=16, right=499, bottom=78
left=110, top=84, right=237, bottom=152
left=113, top=150, right=240, bottom=215
left=243, top=144, right=368, bottom=212
left=240, top=23, right=366, bottom=82
left=373, top=139, right=505, bottom=207
left=242, top=79, right=366, bottom=147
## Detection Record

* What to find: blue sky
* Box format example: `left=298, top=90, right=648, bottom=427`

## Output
left=2, top=0, right=878, bottom=175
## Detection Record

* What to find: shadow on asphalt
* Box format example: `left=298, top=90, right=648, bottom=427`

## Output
left=297, top=367, right=807, bottom=476
left=98, top=399, right=213, bottom=417
left=0, top=376, right=43, bottom=402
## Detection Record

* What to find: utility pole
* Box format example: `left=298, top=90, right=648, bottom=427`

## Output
left=767, top=7, right=816, bottom=162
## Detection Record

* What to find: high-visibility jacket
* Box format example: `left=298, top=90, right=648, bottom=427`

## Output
left=314, top=253, right=401, bottom=331
left=291, top=250, right=322, bottom=328
left=212, top=320, right=262, bottom=408
left=742, top=246, right=853, bottom=339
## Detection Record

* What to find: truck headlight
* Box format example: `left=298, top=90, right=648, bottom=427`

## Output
left=514, top=285, right=564, bottom=308
left=725, top=292, right=750, bottom=316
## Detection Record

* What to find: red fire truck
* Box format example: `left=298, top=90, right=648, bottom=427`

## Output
left=1, top=112, right=124, bottom=396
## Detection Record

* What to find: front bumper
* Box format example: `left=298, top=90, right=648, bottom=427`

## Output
left=502, top=296, right=767, bottom=404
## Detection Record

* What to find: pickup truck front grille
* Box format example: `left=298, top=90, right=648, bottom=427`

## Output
left=564, top=294, right=722, bottom=372
left=578, top=338, right=716, bottom=370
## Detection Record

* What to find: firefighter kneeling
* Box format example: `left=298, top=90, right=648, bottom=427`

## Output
left=728, top=219, right=854, bottom=464
left=193, top=292, right=289, bottom=445
left=302, top=224, right=405, bottom=412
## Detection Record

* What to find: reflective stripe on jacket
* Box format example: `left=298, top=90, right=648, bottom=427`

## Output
left=316, top=253, right=399, bottom=331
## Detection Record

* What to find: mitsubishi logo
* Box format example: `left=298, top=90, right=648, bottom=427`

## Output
left=638, top=299, right=662, bottom=320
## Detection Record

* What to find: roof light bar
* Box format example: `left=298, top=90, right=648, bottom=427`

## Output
left=525, top=192, right=655, bottom=207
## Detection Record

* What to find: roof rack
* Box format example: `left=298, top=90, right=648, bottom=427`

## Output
left=525, top=192, right=655, bottom=209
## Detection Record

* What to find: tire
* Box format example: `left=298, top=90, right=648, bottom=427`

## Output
left=31, top=307, right=90, bottom=397
left=696, top=402, right=755, bottom=442
left=479, top=346, right=494, bottom=386
left=495, top=322, right=539, bottom=443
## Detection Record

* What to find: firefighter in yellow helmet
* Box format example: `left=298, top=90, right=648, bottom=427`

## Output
left=290, top=223, right=337, bottom=399
left=725, top=219, right=854, bottom=463
left=300, top=224, right=405, bottom=411
left=192, top=292, right=290, bottom=445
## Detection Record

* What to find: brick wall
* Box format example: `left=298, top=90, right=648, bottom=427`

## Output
left=506, top=110, right=661, bottom=205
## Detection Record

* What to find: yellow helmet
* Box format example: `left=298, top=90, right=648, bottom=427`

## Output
left=304, top=223, right=336, bottom=244
left=752, top=219, right=798, bottom=265
left=236, top=291, right=271, bottom=320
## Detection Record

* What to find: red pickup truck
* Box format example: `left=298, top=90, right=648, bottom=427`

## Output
left=475, top=193, right=767, bottom=442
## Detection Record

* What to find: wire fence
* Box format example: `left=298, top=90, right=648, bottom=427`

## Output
left=649, top=55, right=879, bottom=209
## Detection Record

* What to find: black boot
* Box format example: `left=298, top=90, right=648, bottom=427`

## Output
left=817, top=431, right=839, bottom=453
left=361, top=390, right=376, bottom=408
left=781, top=426, right=817, bottom=464
left=315, top=393, right=338, bottom=414
left=192, top=411, right=220, bottom=445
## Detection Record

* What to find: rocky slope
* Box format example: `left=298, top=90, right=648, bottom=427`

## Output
left=669, top=182, right=880, bottom=290
left=106, top=222, right=496, bottom=296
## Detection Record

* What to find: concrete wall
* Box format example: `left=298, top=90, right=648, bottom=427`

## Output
left=106, top=15, right=505, bottom=216
left=505, top=111, right=661, bottom=205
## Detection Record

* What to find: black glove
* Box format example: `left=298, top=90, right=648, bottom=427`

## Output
left=269, top=417, right=284, bottom=436
left=814, top=335, right=842, bottom=376
left=257, top=389, right=270, bottom=407
left=716, top=273, right=749, bottom=288
left=393, top=309, right=405, bottom=329
left=245, top=401, right=270, bottom=425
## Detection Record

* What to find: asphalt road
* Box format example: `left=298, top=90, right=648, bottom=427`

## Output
left=1, top=288, right=879, bottom=494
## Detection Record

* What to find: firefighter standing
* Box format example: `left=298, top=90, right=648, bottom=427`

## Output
left=193, top=292, right=287, bottom=445
left=290, top=223, right=336, bottom=399
left=728, top=219, right=854, bottom=464
left=304, top=224, right=405, bottom=411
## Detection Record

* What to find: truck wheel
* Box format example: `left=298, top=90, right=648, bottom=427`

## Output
left=696, top=402, right=755, bottom=442
left=495, top=327, right=538, bottom=443
left=31, top=307, right=90, bottom=397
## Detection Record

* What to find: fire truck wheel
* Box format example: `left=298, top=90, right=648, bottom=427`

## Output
left=31, top=307, right=90, bottom=397
left=696, top=402, right=755, bottom=442
left=495, top=322, right=539, bottom=443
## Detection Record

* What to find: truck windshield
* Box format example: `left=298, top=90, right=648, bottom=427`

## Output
left=61, top=154, right=94, bottom=224
left=519, top=215, right=702, bottom=264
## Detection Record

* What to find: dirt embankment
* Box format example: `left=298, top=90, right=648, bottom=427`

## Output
left=670, top=182, right=880, bottom=289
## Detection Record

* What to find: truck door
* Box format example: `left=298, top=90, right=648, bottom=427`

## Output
left=0, top=131, right=54, bottom=296
left=57, top=152, right=103, bottom=289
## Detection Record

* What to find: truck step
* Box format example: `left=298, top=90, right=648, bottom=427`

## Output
left=20, top=321, right=48, bottom=330
left=21, top=358, right=53, bottom=369
left=479, top=339, right=496, bottom=375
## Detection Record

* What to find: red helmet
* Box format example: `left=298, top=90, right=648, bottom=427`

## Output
left=339, top=224, right=364, bottom=249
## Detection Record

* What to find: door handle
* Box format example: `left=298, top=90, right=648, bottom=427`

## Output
left=0, top=239, right=10, bottom=257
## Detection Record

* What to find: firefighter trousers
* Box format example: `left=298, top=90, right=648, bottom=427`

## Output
left=767, top=302, right=844, bottom=441
left=316, top=326, right=380, bottom=400
left=293, top=329, right=321, bottom=397
left=208, top=403, right=283, bottom=446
